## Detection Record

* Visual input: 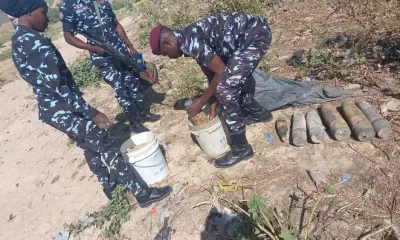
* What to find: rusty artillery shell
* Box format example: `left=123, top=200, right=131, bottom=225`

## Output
left=275, top=117, right=288, bottom=142
left=356, top=101, right=392, bottom=139
left=342, top=100, right=375, bottom=142
left=291, top=111, right=307, bottom=146
left=320, top=103, right=351, bottom=141
left=306, top=110, right=326, bottom=143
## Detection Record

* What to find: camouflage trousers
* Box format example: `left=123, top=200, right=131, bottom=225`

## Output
left=99, top=62, right=143, bottom=114
left=53, top=116, right=144, bottom=195
left=215, top=24, right=272, bottom=135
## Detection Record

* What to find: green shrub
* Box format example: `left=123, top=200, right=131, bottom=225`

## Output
left=0, top=48, right=12, bottom=61
left=206, top=0, right=278, bottom=16
left=112, top=0, right=140, bottom=11
left=173, top=68, right=205, bottom=99
left=47, top=8, right=60, bottom=23
left=70, top=56, right=103, bottom=88
left=137, top=0, right=208, bottom=47
left=330, top=0, right=400, bottom=31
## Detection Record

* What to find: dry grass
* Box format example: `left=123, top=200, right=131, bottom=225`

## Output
left=330, top=0, right=400, bottom=31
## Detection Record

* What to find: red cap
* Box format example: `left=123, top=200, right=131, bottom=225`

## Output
left=149, top=25, right=163, bottom=55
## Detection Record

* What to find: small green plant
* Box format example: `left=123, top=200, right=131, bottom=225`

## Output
left=206, top=0, right=278, bottom=16
left=45, top=22, right=63, bottom=40
left=0, top=30, right=13, bottom=48
left=0, top=48, right=12, bottom=61
left=236, top=195, right=300, bottom=240
left=67, top=138, right=75, bottom=147
left=47, top=8, right=60, bottom=23
left=173, top=69, right=205, bottom=100
left=70, top=56, right=103, bottom=88
left=301, top=47, right=366, bottom=80
left=112, top=0, right=140, bottom=11
left=66, top=185, right=131, bottom=240
left=330, top=0, right=399, bottom=31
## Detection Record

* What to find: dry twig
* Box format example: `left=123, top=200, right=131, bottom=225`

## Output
left=359, top=224, right=392, bottom=240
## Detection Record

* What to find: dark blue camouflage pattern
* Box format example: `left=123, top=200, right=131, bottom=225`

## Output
left=12, top=25, right=142, bottom=194
left=60, top=0, right=143, bottom=114
left=72, top=125, right=142, bottom=193
left=174, top=12, right=272, bottom=134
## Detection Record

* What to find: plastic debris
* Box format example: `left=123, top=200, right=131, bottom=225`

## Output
left=324, top=35, right=348, bottom=47
left=151, top=208, right=157, bottom=215
left=363, top=188, right=376, bottom=199
left=266, top=132, right=272, bottom=142
left=203, top=207, right=242, bottom=238
left=341, top=173, right=351, bottom=185
left=286, top=49, right=304, bottom=67
left=323, top=186, right=335, bottom=195
left=251, top=69, right=349, bottom=111
left=154, top=217, right=172, bottom=240
left=55, top=231, right=70, bottom=240
left=218, top=180, right=240, bottom=192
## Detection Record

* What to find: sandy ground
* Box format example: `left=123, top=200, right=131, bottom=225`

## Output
left=0, top=1, right=399, bottom=240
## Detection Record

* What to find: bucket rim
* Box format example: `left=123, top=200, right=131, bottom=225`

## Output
left=188, top=114, right=223, bottom=132
left=123, top=132, right=157, bottom=159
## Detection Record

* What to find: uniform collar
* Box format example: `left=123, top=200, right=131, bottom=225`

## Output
left=15, top=25, right=46, bottom=38
left=76, top=0, right=91, bottom=4
left=173, top=29, right=185, bottom=52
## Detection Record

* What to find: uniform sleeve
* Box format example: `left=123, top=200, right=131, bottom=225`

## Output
left=186, top=37, right=217, bottom=67
left=59, top=1, right=76, bottom=32
left=14, top=39, right=98, bottom=119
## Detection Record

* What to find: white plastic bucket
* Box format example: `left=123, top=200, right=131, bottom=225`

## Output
left=188, top=116, right=230, bottom=158
left=120, top=132, right=168, bottom=185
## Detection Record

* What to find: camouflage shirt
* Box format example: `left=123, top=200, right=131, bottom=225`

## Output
left=174, top=12, right=271, bottom=67
left=59, top=0, right=129, bottom=66
left=12, top=25, right=98, bottom=127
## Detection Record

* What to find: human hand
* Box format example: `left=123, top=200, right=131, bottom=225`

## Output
left=93, top=112, right=111, bottom=130
left=209, top=102, right=217, bottom=120
left=187, top=98, right=206, bottom=118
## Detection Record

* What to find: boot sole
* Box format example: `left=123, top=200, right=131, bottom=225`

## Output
left=245, top=116, right=274, bottom=126
left=138, top=188, right=173, bottom=208
left=214, top=152, right=255, bottom=169
left=142, top=118, right=161, bottom=123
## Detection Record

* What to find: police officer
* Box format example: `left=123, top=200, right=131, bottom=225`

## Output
left=0, top=0, right=171, bottom=206
left=149, top=12, right=273, bottom=168
left=59, top=0, right=160, bottom=133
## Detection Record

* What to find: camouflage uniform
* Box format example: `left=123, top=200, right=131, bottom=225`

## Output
left=11, top=25, right=143, bottom=194
left=174, top=12, right=272, bottom=134
left=59, top=0, right=143, bottom=115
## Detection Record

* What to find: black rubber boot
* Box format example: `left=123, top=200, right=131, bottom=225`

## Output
left=126, top=106, right=149, bottom=133
left=214, top=132, right=254, bottom=168
left=136, top=186, right=173, bottom=208
left=241, top=98, right=273, bottom=125
left=137, top=102, right=161, bottom=122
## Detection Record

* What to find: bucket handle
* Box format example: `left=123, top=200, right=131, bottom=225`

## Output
left=132, top=161, right=165, bottom=168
